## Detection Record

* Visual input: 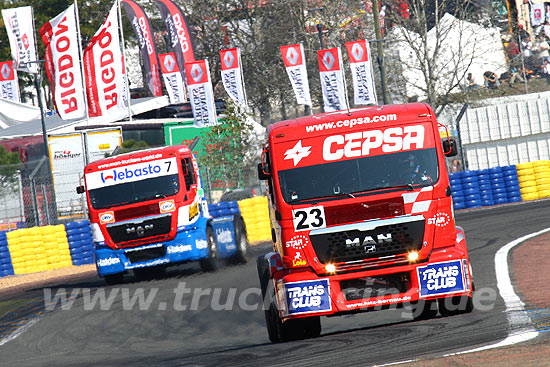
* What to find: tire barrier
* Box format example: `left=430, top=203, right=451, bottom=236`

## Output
left=0, top=232, right=14, bottom=278
left=6, top=225, right=73, bottom=275
left=64, top=220, right=95, bottom=266
left=208, top=201, right=241, bottom=218
left=237, top=196, right=271, bottom=243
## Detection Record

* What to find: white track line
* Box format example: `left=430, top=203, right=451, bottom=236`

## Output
left=443, top=228, right=549, bottom=356
left=0, top=316, right=41, bottom=346
left=377, top=228, right=548, bottom=366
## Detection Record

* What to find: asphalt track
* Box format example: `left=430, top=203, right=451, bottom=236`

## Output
left=1, top=200, right=550, bottom=366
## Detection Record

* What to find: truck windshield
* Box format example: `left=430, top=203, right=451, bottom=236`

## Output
left=278, top=148, right=439, bottom=203
left=88, top=174, right=180, bottom=209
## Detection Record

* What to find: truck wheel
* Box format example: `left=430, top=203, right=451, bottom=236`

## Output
left=438, top=295, right=474, bottom=316
left=232, top=217, right=249, bottom=264
left=104, top=273, right=123, bottom=285
left=200, top=226, right=219, bottom=272
left=411, top=299, right=438, bottom=321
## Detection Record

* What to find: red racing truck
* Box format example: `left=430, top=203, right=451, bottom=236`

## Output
left=256, top=103, right=473, bottom=342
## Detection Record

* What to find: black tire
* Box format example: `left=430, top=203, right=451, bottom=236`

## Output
left=438, top=295, right=474, bottom=316
left=411, top=299, right=438, bottom=321
left=104, top=273, right=123, bottom=285
left=200, top=226, right=220, bottom=272
left=232, top=217, right=249, bottom=264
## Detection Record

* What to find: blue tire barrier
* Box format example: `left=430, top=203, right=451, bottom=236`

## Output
left=465, top=194, right=481, bottom=201
left=493, top=192, right=507, bottom=199
left=509, top=196, right=522, bottom=202
left=489, top=167, right=503, bottom=174
left=463, top=188, right=480, bottom=196
left=480, top=194, right=494, bottom=201
left=506, top=184, right=521, bottom=192
left=478, top=184, right=491, bottom=191
left=462, top=176, right=478, bottom=183
left=449, top=178, right=461, bottom=186
left=481, top=200, right=495, bottom=206
left=449, top=172, right=462, bottom=180
left=495, top=197, right=509, bottom=205
left=465, top=200, right=481, bottom=208
left=493, top=188, right=506, bottom=194
left=454, top=201, right=466, bottom=210
left=462, top=182, right=479, bottom=189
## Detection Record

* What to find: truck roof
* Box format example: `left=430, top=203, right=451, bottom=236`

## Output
left=268, top=103, right=434, bottom=142
left=85, top=145, right=190, bottom=172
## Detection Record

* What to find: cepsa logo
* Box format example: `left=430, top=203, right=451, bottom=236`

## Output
left=159, top=200, right=175, bottom=213
left=323, top=125, right=425, bottom=161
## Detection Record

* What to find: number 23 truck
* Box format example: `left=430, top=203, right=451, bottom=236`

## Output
left=257, top=103, right=473, bottom=342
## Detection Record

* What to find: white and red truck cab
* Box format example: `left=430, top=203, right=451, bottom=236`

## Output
left=77, top=145, right=248, bottom=284
left=257, top=103, right=473, bottom=342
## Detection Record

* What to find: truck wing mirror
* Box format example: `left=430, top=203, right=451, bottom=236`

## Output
left=258, top=163, right=270, bottom=180
left=443, top=138, right=458, bottom=157
left=76, top=185, right=85, bottom=194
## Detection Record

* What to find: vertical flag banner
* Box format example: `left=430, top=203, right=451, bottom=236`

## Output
left=121, top=0, right=163, bottom=97
left=1, top=6, right=38, bottom=73
left=83, top=3, right=127, bottom=117
left=184, top=60, right=217, bottom=127
left=0, top=61, right=20, bottom=102
left=220, top=47, right=246, bottom=107
left=155, top=0, right=196, bottom=82
left=318, top=47, right=348, bottom=112
left=280, top=44, right=312, bottom=106
left=159, top=53, right=187, bottom=104
left=345, top=40, right=377, bottom=105
left=39, top=4, right=86, bottom=120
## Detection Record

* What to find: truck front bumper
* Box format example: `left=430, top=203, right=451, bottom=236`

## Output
left=274, top=246, right=472, bottom=320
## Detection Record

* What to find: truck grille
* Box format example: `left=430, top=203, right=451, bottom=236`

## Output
left=125, top=245, right=166, bottom=264
left=309, top=216, right=424, bottom=264
left=106, top=214, right=172, bottom=244
left=340, top=273, right=409, bottom=301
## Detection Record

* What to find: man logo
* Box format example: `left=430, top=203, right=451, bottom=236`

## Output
left=322, top=51, right=335, bottom=70
left=190, top=63, right=203, bottom=83
left=223, top=51, right=235, bottom=68
left=1, top=64, right=11, bottom=80
left=351, top=43, right=364, bottom=62
left=164, top=54, right=176, bottom=72
left=286, top=47, right=299, bottom=66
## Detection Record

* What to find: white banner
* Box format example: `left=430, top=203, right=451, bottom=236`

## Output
left=159, top=52, right=187, bottom=104
left=184, top=59, right=217, bottom=127
left=1, top=6, right=38, bottom=73
left=318, top=47, right=348, bottom=112
left=83, top=3, right=127, bottom=117
left=345, top=40, right=377, bottom=105
left=39, top=4, right=86, bottom=120
left=220, top=47, right=246, bottom=107
left=280, top=44, right=312, bottom=106
left=0, top=61, right=20, bottom=102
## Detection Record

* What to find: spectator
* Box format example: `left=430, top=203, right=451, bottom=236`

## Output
left=522, top=36, right=534, bottom=67
left=506, top=38, right=521, bottom=61
left=483, top=71, right=500, bottom=89
left=451, top=159, right=462, bottom=173
left=465, top=72, right=480, bottom=91
left=509, top=66, right=525, bottom=85
left=541, top=59, right=550, bottom=83
left=538, top=34, right=550, bottom=63
left=543, top=21, right=550, bottom=40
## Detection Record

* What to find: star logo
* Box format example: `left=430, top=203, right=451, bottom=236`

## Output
left=284, top=140, right=312, bottom=166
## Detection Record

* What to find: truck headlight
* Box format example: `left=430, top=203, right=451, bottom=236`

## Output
left=408, top=251, right=419, bottom=262
left=325, top=264, right=336, bottom=273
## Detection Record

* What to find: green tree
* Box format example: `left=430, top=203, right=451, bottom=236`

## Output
left=0, top=146, right=23, bottom=191
left=197, top=100, right=257, bottom=192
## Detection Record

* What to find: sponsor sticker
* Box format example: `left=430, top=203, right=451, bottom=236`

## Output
left=159, top=199, right=176, bottom=213
left=167, top=244, right=191, bottom=254
left=285, top=234, right=309, bottom=249
left=292, top=206, right=326, bottom=232
left=97, top=257, right=120, bottom=267
left=99, top=211, right=115, bottom=224
left=284, top=279, right=331, bottom=315
left=291, top=252, right=307, bottom=267
left=417, top=260, right=465, bottom=297
left=427, top=212, right=450, bottom=227
left=216, top=228, right=233, bottom=243
left=196, top=239, right=208, bottom=249
left=189, top=202, right=199, bottom=221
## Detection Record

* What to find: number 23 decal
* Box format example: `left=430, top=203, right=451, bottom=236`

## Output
left=292, top=206, right=326, bottom=232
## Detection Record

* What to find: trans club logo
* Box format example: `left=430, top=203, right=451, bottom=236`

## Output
left=100, top=164, right=163, bottom=184
left=417, top=260, right=465, bottom=297
left=285, top=279, right=331, bottom=315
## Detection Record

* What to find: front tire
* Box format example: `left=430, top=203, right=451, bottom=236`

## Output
left=200, top=226, right=219, bottom=272
left=232, top=217, right=249, bottom=264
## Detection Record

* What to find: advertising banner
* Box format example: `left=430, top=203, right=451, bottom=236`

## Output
left=220, top=47, right=246, bottom=107
left=83, top=3, right=127, bottom=117
left=159, top=52, right=187, bottom=103
left=318, top=47, right=348, bottom=112
left=39, top=4, right=87, bottom=120
left=345, top=40, right=377, bottom=105
left=184, top=59, right=217, bottom=127
left=1, top=6, right=38, bottom=73
left=280, top=44, right=312, bottom=107
left=0, top=61, right=20, bottom=102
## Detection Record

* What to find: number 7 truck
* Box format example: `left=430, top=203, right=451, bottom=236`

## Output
left=76, top=145, right=248, bottom=284
left=256, top=103, right=473, bottom=342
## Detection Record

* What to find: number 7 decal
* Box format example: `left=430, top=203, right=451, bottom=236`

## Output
left=292, top=206, right=327, bottom=232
